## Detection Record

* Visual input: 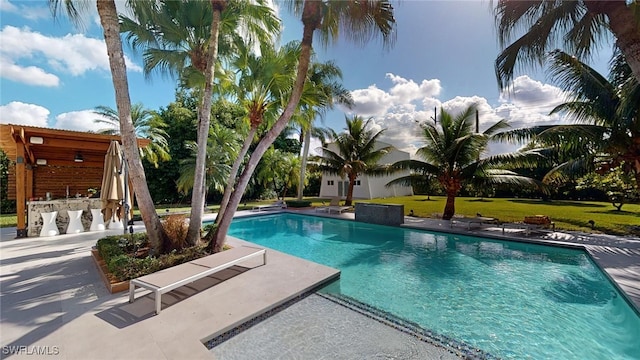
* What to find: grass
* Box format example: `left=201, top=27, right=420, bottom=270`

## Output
left=355, top=196, right=639, bottom=236
left=3, top=196, right=638, bottom=236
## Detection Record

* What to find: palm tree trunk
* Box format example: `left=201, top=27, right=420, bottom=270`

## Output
left=96, top=0, right=167, bottom=253
left=209, top=2, right=319, bottom=252
left=216, top=126, right=256, bottom=223
left=345, top=174, right=356, bottom=206
left=186, top=1, right=225, bottom=244
left=587, top=1, right=640, bottom=82
left=297, top=129, right=311, bottom=200
left=442, top=190, right=457, bottom=220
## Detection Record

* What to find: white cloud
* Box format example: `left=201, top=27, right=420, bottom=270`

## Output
left=0, top=101, right=50, bottom=127
left=1, top=0, right=50, bottom=20
left=0, top=25, right=142, bottom=87
left=342, top=74, right=568, bottom=157
left=0, top=102, right=112, bottom=133
left=0, top=55, right=60, bottom=86
left=53, top=110, right=110, bottom=132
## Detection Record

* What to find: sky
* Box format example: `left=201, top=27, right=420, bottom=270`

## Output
left=0, top=0, right=615, bottom=157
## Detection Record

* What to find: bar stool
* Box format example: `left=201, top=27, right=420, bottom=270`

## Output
left=40, top=211, right=60, bottom=237
left=66, top=210, right=84, bottom=234
left=90, top=209, right=106, bottom=231
left=107, top=214, right=124, bottom=230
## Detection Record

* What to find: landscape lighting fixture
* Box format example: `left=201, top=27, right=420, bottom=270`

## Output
left=74, top=153, right=84, bottom=163
left=29, top=136, right=44, bottom=144
left=36, top=159, right=47, bottom=165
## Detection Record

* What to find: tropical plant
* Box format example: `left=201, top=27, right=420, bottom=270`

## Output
left=50, top=0, right=169, bottom=253
left=176, top=123, right=240, bottom=196
left=122, top=0, right=281, bottom=245
left=389, top=104, right=541, bottom=220
left=296, top=61, right=354, bottom=200
left=494, top=50, right=640, bottom=191
left=208, top=0, right=396, bottom=252
left=494, top=0, right=640, bottom=88
left=314, top=116, right=392, bottom=206
left=215, top=41, right=301, bottom=224
left=256, top=148, right=302, bottom=199
left=94, top=103, right=171, bottom=167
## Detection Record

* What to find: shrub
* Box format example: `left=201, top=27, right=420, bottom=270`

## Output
left=286, top=200, right=312, bottom=208
left=162, top=214, right=189, bottom=250
left=95, top=233, right=213, bottom=282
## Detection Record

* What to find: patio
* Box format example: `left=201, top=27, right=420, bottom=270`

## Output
left=1, top=209, right=638, bottom=359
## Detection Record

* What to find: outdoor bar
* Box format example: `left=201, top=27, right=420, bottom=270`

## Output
left=0, top=124, right=149, bottom=238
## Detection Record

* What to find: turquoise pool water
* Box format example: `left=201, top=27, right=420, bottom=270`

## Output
left=227, top=214, right=640, bottom=359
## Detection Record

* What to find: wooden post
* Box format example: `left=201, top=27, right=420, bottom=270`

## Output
left=15, top=144, right=27, bottom=238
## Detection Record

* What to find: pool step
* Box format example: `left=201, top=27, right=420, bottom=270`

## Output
left=317, top=292, right=498, bottom=360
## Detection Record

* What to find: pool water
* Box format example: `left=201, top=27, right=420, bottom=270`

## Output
left=228, top=214, right=640, bottom=360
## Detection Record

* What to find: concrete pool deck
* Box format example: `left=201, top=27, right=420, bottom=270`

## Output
left=1, top=209, right=639, bottom=359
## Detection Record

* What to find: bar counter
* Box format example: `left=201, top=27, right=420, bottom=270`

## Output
left=27, top=198, right=103, bottom=237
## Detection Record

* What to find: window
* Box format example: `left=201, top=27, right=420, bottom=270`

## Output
left=327, top=180, right=334, bottom=186
left=354, top=180, right=361, bottom=186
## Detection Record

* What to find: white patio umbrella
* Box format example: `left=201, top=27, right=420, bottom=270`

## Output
left=100, top=140, right=125, bottom=230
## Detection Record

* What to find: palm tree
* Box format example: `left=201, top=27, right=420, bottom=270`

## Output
left=296, top=61, right=354, bottom=200
left=314, top=116, right=392, bottom=206
left=122, top=0, right=281, bottom=245
left=214, top=41, right=300, bottom=224
left=210, top=0, right=396, bottom=252
left=176, top=123, right=240, bottom=196
left=496, top=50, right=640, bottom=190
left=50, top=0, right=169, bottom=253
left=390, top=104, right=540, bottom=220
left=93, top=103, right=170, bottom=167
left=256, top=148, right=302, bottom=199
left=494, top=0, right=640, bottom=88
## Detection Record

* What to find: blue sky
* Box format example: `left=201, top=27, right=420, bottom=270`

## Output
left=1, top=0, right=614, bottom=156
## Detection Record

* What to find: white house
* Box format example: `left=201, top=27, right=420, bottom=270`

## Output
left=318, top=141, right=414, bottom=199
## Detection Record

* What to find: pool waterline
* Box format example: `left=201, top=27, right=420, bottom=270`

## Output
left=224, top=213, right=640, bottom=360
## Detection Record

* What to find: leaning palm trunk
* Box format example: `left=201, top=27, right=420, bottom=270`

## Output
left=297, top=130, right=311, bottom=200
left=216, top=126, right=257, bottom=223
left=186, top=1, right=225, bottom=245
left=97, top=0, right=167, bottom=253
left=208, top=6, right=318, bottom=252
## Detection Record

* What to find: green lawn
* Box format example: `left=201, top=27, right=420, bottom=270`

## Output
left=2, top=196, right=638, bottom=236
left=354, top=196, right=639, bottom=235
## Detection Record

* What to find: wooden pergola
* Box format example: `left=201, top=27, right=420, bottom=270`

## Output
left=0, top=124, right=149, bottom=238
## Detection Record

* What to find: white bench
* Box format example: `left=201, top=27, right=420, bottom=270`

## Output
left=129, top=246, right=266, bottom=314
left=450, top=216, right=498, bottom=230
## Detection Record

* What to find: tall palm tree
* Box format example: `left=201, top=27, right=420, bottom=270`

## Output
left=296, top=61, right=354, bottom=200
left=390, top=104, right=540, bottom=220
left=50, top=0, right=169, bottom=252
left=122, top=0, right=281, bottom=244
left=214, top=41, right=300, bottom=224
left=494, top=0, right=640, bottom=88
left=496, top=50, right=640, bottom=190
left=210, top=0, right=396, bottom=252
left=314, top=116, right=392, bottom=206
left=93, top=103, right=171, bottom=167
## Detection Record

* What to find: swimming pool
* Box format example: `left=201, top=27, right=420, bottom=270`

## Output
left=227, top=213, right=640, bottom=359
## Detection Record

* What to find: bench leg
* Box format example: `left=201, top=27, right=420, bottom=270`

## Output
left=263, top=251, right=267, bottom=266
left=155, top=291, right=162, bottom=315
left=129, top=282, right=136, bottom=303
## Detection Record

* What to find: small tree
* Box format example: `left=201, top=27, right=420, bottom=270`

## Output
left=315, top=116, right=392, bottom=206
left=576, top=166, right=639, bottom=211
